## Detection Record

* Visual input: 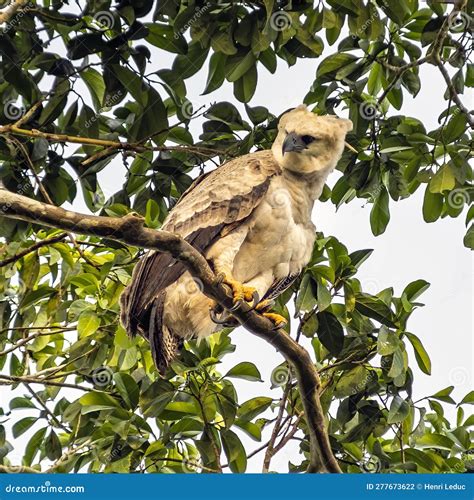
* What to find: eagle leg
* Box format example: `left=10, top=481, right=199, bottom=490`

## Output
left=262, top=312, right=288, bottom=329
left=215, top=272, right=259, bottom=308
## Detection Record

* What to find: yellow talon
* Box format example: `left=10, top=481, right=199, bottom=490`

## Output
left=255, top=299, right=274, bottom=312
left=219, top=274, right=258, bottom=305
left=263, top=312, right=287, bottom=328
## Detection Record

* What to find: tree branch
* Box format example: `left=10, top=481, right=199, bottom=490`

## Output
left=0, top=187, right=341, bottom=473
left=0, top=123, right=221, bottom=161
left=0, top=232, right=68, bottom=268
left=262, top=385, right=290, bottom=472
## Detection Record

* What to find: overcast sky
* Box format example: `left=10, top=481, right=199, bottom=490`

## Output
left=1, top=12, right=472, bottom=473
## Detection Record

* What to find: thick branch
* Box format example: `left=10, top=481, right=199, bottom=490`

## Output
left=0, top=187, right=340, bottom=473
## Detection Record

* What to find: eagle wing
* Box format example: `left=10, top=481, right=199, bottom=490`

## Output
left=120, top=150, right=281, bottom=345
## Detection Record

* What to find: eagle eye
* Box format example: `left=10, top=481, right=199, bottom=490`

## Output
left=301, top=135, right=317, bottom=145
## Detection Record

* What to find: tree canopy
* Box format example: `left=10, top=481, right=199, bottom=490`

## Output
left=0, top=0, right=472, bottom=474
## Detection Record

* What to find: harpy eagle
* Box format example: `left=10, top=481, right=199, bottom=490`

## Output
left=120, top=105, right=353, bottom=373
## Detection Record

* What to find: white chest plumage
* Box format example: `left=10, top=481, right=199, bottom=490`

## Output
left=233, top=175, right=317, bottom=288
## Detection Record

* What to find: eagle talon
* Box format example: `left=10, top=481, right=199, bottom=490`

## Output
left=250, top=290, right=260, bottom=308
left=229, top=299, right=244, bottom=312
left=210, top=308, right=232, bottom=325
left=262, top=312, right=287, bottom=329
left=254, top=299, right=275, bottom=313
left=217, top=274, right=258, bottom=308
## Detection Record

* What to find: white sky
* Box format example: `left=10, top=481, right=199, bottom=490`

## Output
left=1, top=13, right=472, bottom=473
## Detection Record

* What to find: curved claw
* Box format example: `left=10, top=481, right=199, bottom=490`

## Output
left=210, top=308, right=229, bottom=325
left=228, top=299, right=244, bottom=312
left=250, top=290, right=260, bottom=309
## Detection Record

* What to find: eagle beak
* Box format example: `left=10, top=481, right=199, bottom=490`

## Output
left=282, top=132, right=307, bottom=155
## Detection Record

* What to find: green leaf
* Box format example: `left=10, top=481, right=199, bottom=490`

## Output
left=387, top=346, right=405, bottom=379
left=429, top=165, right=456, bottom=194
left=355, top=294, right=396, bottom=327
left=388, top=395, right=410, bottom=424
left=79, top=391, right=121, bottom=414
left=10, top=397, right=36, bottom=410
left=316, top=53, right=358, bottom=79
left=113, top=373, right=139, bottom=409
left=459, top=391, right=474, bottom=406
left=422, top=185, right=443, bottom=223
left=234, top=419, right=262, bottom=441
left=145, top=199, right=160, bottom=229
left=295, top=274, right=318, bottom=313
left=77, top=310, right=100, bottom=338
left=12, top=417, right=37, bottom=438
left=237, top=397, right=272, bottom=421
left=402, top=280, right=430, bottom=302
left=81, top=68, right=106, bottom=110
left=349, top=249, right=374, bottom=269
left=203, top=52, right=227, bottom=94
left=405, top=332, right=432, bottom=375
left=334, top=366, right=370, bottom=398
left=67, top=33, right=107, bottom=59
left=226, top=52, right=256, bottom=82
left=444, top=113, right=467, bottom=143
left=24, top=427, right=47, bottom=466
left=221, top=429, right=247, bottom=473
left=370, top=187, right=390, bottom=236
left=225, top=362, right=262, bottom=382
left=430, top=386, right=455, bottom=404
left=233, top=65, right=258, bottom=103
left=416, top=433, right=454, bottom=451
left=377, top=326, right=399, bottom=355
left=160, top=401, right=197, bottom=420
left=45, top=430, right=62, bottom=461
left=316, top=311, right=344, bottom=356
left=316, top=280, right=331, bottom=311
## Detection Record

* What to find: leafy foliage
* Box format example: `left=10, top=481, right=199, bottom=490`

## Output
left=0, top=0, right=472, bottom=473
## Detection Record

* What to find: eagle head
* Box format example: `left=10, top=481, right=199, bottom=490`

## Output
left=272, top=105, right=353, bottom=176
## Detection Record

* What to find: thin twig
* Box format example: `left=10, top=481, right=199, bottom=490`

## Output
left=0, top=233, right=68, bottom=268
